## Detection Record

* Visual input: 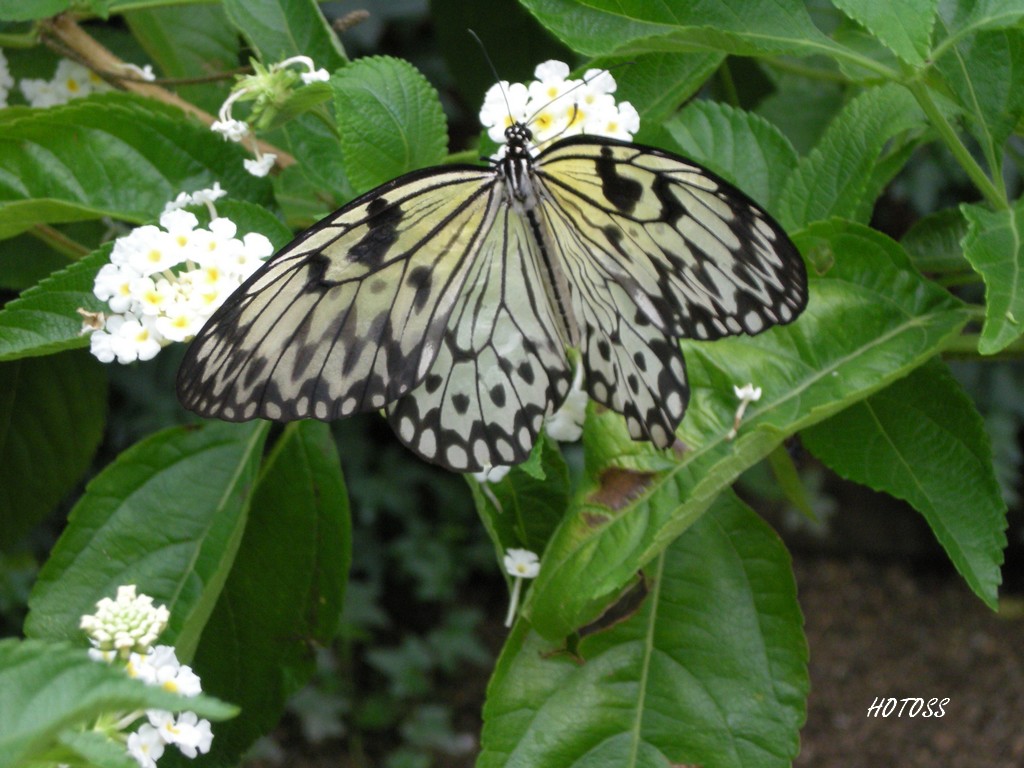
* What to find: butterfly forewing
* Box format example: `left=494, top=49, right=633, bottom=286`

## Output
left=386, top=203, right=573, bottom=471
left=177, top=168, right=497, bottom=422
left=535, top=137, right=807, bottom=342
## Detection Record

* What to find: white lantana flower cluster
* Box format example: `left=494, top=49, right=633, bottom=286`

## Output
left=86, top=188, right=273, bottom=364
left=81, top=586, right=213, bottom=767
left=20, top=58, right=112, bottom=107
left=479, top=60, right=640, bottom=158
left=80, top=585, right=170, bottom=659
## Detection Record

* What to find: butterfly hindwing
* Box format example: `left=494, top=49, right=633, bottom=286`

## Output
left=177, top=167, right=498, bottom=422
left=535, top=136, right=807, bottom=342
left=387, top=203, right=573, bottom=471
left=536, top=195, right=689, bottom=447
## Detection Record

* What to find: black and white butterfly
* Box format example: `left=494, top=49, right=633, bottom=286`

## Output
left=177, top=118, right=807, bottom=472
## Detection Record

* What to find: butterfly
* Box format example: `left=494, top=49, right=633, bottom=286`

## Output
left=177, top=119, right=808, bottom=473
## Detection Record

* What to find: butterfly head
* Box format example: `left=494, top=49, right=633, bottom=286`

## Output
left=503, top=122, right=534, bottom=159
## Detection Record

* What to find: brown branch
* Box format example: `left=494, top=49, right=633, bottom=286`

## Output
left=40, top=14, right=295, bottom=169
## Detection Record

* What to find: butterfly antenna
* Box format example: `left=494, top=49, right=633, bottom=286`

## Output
left=523, top=61, right=635, bottom=128
left=467, top=29, right=514, bottom=123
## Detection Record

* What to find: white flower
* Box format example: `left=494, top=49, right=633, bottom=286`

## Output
left=121, top=62, right=156, bottom=82
left=210, top=118, right=249, bottom=142
left=127, top=724, right=165, bottom=768
left=301, top=68, right=329, bottom=84
left=161, top=711, right=213, bottom=758
left=480, top=81, right=530, bottom=144
left=502, top=548, right=540, bottom=628
left=473, top=464, right=511, bottom=484
left=20, top=77, right=64, bottom=107
left=22, top=59, right=111, bottom=107
left=189, top=183, right=227, bottom=208
left=545, top=364, right=587, bottom=442
left=80, top=585, right=170, bottom=658
left=734, top=383, right=763, bottom=402
left=113, top=314, right=163, bottom=362
left=480, top=61, right=638, bottom=159
left=0, top=49, right=14, bottom=107
left=727, top=382, right=763, bottom=440
left=243, top=152, right=277, bottom=176
left=129, top=276, right=176, bottom=316
left=93, top=263, right=139, bottom=314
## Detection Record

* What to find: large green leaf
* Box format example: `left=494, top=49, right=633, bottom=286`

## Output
left=480, top=491, right=806, bottom=768
left=778, top=83, right=924, bottom=230
left=961, top=198, right=1024, bottom=354
left=935, top=28, right=1024, bottom=185
left=23, top=421, right=270, bottom=661
left=832, top=0, right=938, bottom=65
left=195, top=421, right=350, bottom=764
left=524, top=221, right=970, bottom=639
left=660, top=100, right=799, bottom=216
left=802, top=360, right=1006, bottom=608
left=222, top=0, right=346, bottom=71
left=0, top=0, right=67, bottom=21
left=0, top=639, right=236, bottom=768
left=519, top=0, right=837, bottom=57
left=0, top=94, right=273, bottom=239
left=331, top=56, right=448, bottom=193
left=0, top=351, right=106, bottom=549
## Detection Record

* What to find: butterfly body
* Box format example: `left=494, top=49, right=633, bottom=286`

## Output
left=178, top=122, right=807, bottom=472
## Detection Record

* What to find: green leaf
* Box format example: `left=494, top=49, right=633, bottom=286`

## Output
left=58, top=729, right=139, bottom=768
left=938, top=0, right=1024, bottom=38
left=756, top=71, right=845, bottom=155
left=331, top=56, right=448, bottom=193
left=222, top=0, right=346, bottom=72
left=0, top=93, right=273, bottom=239
left=935, top=28, right=1024, bottom=179
left=0, top=0, right=68, bottom=21
left=470, top=434, right=570, bottom=562
left=832, top=0, right=938, bottom=65
left=124, top=4, right=239, bottom=115
left=480, top=492, right=806, bottom=768
left=0, top=638, right=236, bottom=768
left=802, top=360, right=1006, bottom=608
left=23, top=421, right=270, bottom=662
left=0, top=351, right=106, bottom=550
left=525, top=221, right=970, bottom=638
left=195, top=421, right=350, bottom=764
left=0, top=247, right=108, bottom=362
left=961, top=198, right=1024, bottom=354
left=901, top=207, right=970, bottom=273
left=519, top=0, right=837, bottom=57
left=778, top=83, right=924, bottom=230
left=432, top=0, right=576, bottom=109
left=594, top=52, right=723, bottom=129
left=660, top=100, right=799, bottom=216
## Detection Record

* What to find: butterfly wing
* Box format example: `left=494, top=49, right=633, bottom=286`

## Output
left=177, top=166, right=500, bottom=421
left=535, top=193, right=689, bottom=447
left=533, top=136, right=807, bottom=446
left=536, top=136, right=807, bottom=341
left=386, top=203, right=573, bottom=471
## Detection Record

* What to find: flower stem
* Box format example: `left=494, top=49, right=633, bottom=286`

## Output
left=906, top=79, right=1006, bottom=210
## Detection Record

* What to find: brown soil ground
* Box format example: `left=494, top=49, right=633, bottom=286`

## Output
left=794, top=555, right=1024, bottom=768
